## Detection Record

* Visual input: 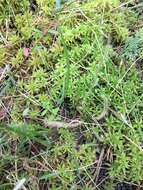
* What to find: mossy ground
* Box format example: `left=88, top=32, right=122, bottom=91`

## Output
left=0, top=0, right=143, bottom=189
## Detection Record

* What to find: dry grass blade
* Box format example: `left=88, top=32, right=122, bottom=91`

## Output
left=95, top=148, right=105, bottom=184
left=123, top=135, right=143, bottom=153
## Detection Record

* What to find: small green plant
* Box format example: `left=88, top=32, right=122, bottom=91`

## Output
left=123, top=28, right=143, bottom=60
left=0, top=0, right=143, bottom=189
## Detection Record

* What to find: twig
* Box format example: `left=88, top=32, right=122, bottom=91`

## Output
left=25, top=116, right=83, bottom=128
left=44, top=120, right=83, bottom=128
left=95, top=148, right=105, bottom=184
left=87, top=148, right=105, bottom=188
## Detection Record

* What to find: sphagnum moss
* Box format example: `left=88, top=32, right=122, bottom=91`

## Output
left=0, top=0, right=143, bottom=189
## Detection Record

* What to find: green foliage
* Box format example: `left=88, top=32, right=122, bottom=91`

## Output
left=124, top=27, right=143, bottom=60
left=11, top=48, right=23, bottom=66
left=0, top=0, right=143, bottom=189
left=36, top=0, right=55, bottom=15
left=15, top=12, right=34, bottom=40
left=0, top=0, right=30, bottom=24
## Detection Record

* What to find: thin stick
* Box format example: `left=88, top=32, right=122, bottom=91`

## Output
left=95, top=148, right=105, bottom=184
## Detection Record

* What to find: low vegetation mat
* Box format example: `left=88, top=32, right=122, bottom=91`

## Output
left=0, top=0, right=143, bottom=189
